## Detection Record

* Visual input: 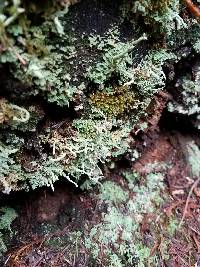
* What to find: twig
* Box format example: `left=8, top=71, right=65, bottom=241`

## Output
left=188, top=225, right=200, bottom=236
left=10, top=47, right=27, bottom=65
left=184, top=0, right=200, bottom=21
left=4, top=255, right=11, bottom=265
left=178, top=177, right=200, bottom=228
left=112, top=33, right=147, bottom=62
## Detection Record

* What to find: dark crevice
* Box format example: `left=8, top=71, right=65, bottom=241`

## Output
left=0, top=178, right=81, bottom=210
left=159, top=108, right=198, bottom=134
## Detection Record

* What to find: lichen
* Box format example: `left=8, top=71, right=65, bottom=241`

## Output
left=0, top=207, right=17, bottom=256
left=86, top=34, right=147, bottom=85
left=0, top=0, right=199, bottom=192
left=185, top=141, right=200, bottom=177
left=84, top=172, right=165, bottom=266
left=0, top=98, right=30, bottom=125
left=127, top=0, right=186, bottom=34
left=168, top=78, right=200, bottom=116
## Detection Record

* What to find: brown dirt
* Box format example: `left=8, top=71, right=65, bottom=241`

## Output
left=132, top=133, right=175, bottom=175
left=133, top=130, right=200, bottom=267
left=36, top=187, right=72, bottom=223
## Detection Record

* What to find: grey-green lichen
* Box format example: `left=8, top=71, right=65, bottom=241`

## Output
left=86, top=33, right=147, bottom=85
left=168, top=78, right=200, bottom=116
left=0, top=0, right=199, bottom=192
left=168, top=63, right=200, bottom=129
left=84, top=172, right=165, bottom=266
left=122, top=0, right=186, bottom=35
left=0, top=207, right=17, bottom=256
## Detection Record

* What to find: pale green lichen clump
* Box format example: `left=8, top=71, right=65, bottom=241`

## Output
left=84, top=172, right=165, bottom=266
left=0, top=207, right=17, bottom=256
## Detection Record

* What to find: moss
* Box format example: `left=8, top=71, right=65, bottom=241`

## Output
left=89, top=85, right=139, bottom=117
